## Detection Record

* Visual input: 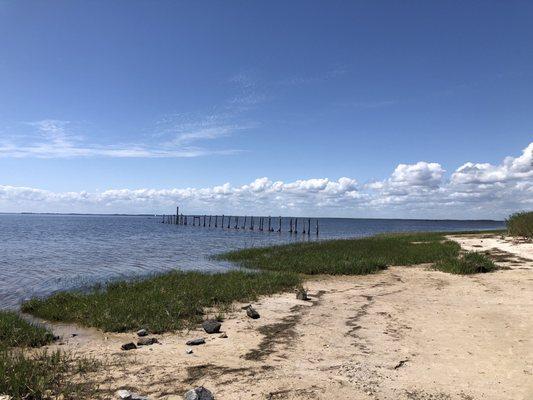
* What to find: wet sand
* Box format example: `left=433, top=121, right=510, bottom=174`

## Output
left=41, top=234, right=533, bottom=399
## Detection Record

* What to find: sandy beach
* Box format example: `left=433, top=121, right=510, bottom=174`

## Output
left=39, top=234, right=533, bottom=400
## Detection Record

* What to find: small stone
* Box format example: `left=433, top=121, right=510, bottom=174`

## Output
left=219, top=332, right=228, bottom=338
left=245, top=305, right=260, bottom=319
left=137, top=337, right=158, bottom=346
left=121, top=342, right=137, bottom=351
left=202, top=319, right=221, bottom=334
left=184, top=386, right=214, bottom=400
left=137, top=329, right=148, bottom=337
left=131, top=395, right=150, bottom=400
left=117, top=390, right=132, bottom=399
left=186, top=338, right=205, bottom=346
left=186, top=348, right=193, bottom=354
left=71, top=333, right=78, bottom=337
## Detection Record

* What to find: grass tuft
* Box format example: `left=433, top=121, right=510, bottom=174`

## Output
left=22, top=270, right=301, bottom=333
left=506, top=211, right=533, bottom=238
left=0, top=311, right=54, bottom=348
left=216, top=232, right=461, bottom=275
left=434, top=251, right=497, bottom=274
left=0, top=347, right=100, bottom=399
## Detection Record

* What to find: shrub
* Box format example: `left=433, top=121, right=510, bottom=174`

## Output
left=506, top=211, right=533, bottom=238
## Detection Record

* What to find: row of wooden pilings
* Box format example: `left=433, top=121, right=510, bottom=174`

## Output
left=161, top=207, right=319, bottom=235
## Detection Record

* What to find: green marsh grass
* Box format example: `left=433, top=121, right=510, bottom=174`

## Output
left=506, top=211, right=533, bottom=238
left=22, top=270, right=301, bottom=333
left=0, top=311, right=54, bottom=348
left=216, top=232, right=461, bottom=275
left=434, top=251, right=496, bottom=274
left=0, top=347, right=100, bottom=399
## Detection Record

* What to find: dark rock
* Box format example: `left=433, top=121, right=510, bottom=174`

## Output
left=184, top=386, right=214, bottom=400
left=296, top=288, right=310, bottom=301
left=136, top=329, right=148, bottom=337
left=121, top=342, right=137, bottom=351
left=244, top=305, right=260, bottom=319
left=202, top=319, right=221, bottom=334
left=137, top=337, right=158, bottom=346
left=186, top=338, right=206, bottom=346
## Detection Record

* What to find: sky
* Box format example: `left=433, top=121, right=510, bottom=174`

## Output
left=0, top=1, right=532, bottom=219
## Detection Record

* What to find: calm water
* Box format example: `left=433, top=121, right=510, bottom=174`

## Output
left=0, top=214, right=504, bottom=309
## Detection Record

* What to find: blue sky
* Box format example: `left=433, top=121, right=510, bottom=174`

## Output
left=0, top=1, right=532, bottom=218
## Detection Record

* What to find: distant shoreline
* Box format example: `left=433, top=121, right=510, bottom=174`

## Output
left=0, top=212, right=504, bottom=222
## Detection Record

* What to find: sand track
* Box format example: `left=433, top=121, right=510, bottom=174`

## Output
left=42, top=235, right=533, bottom=399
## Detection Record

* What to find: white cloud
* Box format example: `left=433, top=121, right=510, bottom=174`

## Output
left=451, top=142, right=533, bottom=185
left=0, top=119, right=243, bottom=159
left=390, top=162, right=445, bottom=188
left=0, top=143, right=531, bottom=219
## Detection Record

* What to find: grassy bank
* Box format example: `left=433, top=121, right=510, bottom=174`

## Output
left=216, top=232, right=462, bottom=275
left=22, top=270, right=301, bottom=333
left=507, top=211, right=533, bottom=238
left=0, top=311, right=54, bottom=348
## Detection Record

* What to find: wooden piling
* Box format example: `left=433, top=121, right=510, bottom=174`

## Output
left=227, top=216, right=231, bottom=229
left=268, top=216, right=272, bottom=232
left=308, top=218, right=311, bottom=235
left=235, top=216, right=239, bottom=229
left=278, top=216, right=282, bottom=232
left=294, top=218, right=298, bottom=234
left=242, top=216, right=247, bottom=229
left=316, top=219, right=319, bottom=236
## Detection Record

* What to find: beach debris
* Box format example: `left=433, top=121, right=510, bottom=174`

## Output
left=394, top=359, right=409, bottom=369
left=121, top=342, right=137, bottom=351
left=116, top=390, right=150, bottom=400
left=137, top=337, right=159, bottom=346
left=219, top=332, right=228, bottom=338
left=202, top=319, right=222, bottom=334
left=71, top=333, right=78, bottom=337
left=186, top=338, right=206, bottom=346
left=186, top=348, right=193, bottom=354
left=137, top=328, right=148, bottom=337
left=296, top=288, right=310, bottom=301
left=243, top=304, right=260, bottom=319
left=0, top=395, right=13, bottom=400
left=184, top=386, right=214, bottom=400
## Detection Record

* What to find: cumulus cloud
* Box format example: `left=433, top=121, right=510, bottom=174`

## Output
left=1, top=143, right=531, bottom=219
left=390, top=162, right=445, bottom=188
left=451, top=142, right=533, bottom=185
